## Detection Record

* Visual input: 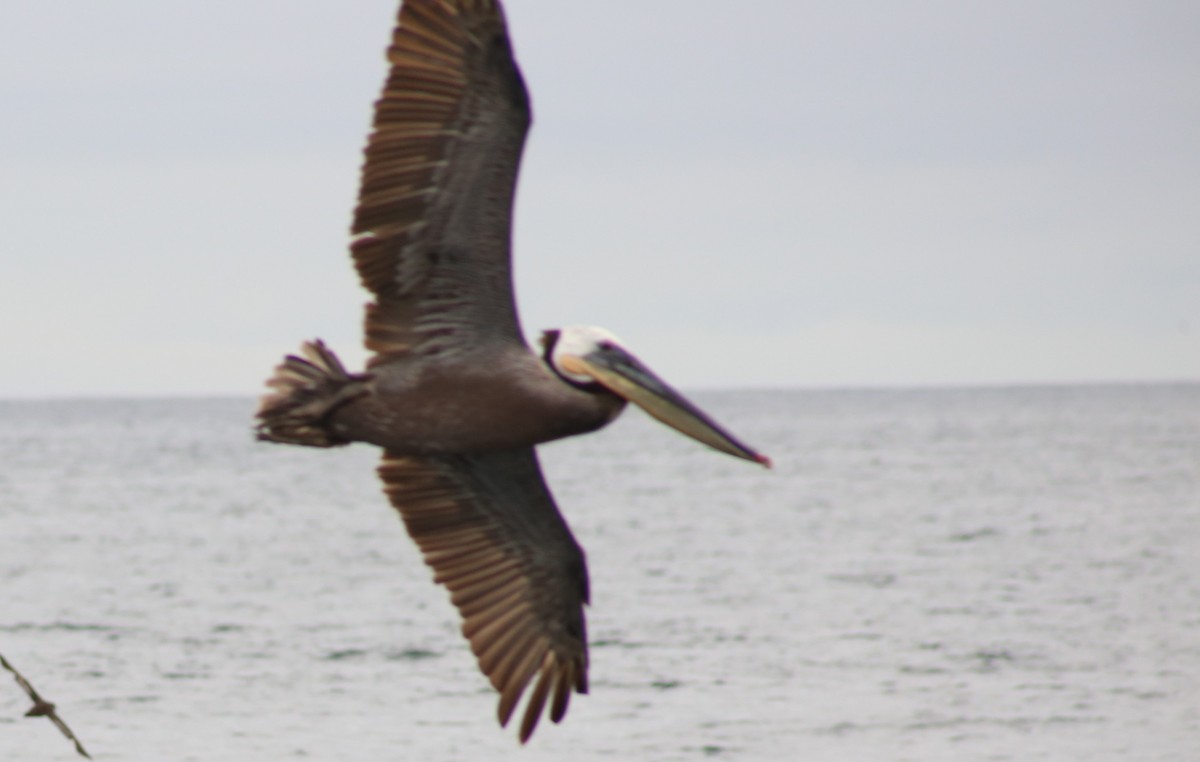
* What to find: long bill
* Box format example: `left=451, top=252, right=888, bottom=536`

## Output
left=560, top=344, right=771, bottom=467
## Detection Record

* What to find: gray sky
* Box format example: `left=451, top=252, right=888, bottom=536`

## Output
left=2, top=0, right=1197, bottom=396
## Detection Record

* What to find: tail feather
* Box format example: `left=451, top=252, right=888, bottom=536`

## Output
left=256, top=340, right=370, bottom=447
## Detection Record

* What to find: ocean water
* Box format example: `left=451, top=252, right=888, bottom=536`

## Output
left=1, top=384, right=1198, bottom=761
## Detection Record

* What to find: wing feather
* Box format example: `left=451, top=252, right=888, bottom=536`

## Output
left=377, top=448, right=589, bottom=742
left=352, top=0, right=530, bottom=364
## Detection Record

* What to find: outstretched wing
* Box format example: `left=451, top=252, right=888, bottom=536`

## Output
left=378, top=448, right=589, bottom=742
left=352, top=0, right=531, bottom=365
left=0, top=654, right=42, bottom=704
left=47, top=715, right=92, bottom=760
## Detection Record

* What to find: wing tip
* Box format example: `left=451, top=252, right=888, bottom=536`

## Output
left=495, top=648, right=587, bottom=744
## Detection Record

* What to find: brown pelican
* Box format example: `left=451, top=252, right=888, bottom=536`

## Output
left=256, top=0, right=769, bottom=743
left=1, top=654, right=92, bottom=759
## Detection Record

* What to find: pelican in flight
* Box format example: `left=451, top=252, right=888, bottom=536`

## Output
left=256, top=0, right=769, bottom=742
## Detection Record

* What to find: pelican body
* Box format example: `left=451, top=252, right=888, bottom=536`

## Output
left=272, top=339, right=621, bottom=455
left=256, top=0, right=768, bottom=743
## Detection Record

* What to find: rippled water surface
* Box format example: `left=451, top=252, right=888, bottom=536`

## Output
left=2, top=384, right=1199, bottom=760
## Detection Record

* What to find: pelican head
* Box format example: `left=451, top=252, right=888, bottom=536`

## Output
left=541, top=326, right=771, bottom=467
